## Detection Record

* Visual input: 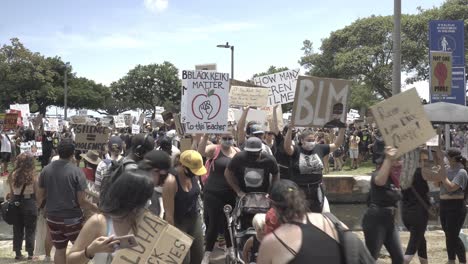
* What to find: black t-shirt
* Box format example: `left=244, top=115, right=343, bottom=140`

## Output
left=402, top=168, right=429, bottom=209
left=205, top=151, right=235, bottom=195
left=291, top=144, right=330, bottom=185
left=227, top=151, right=279, bottom=193
left=369, top=172, right=402, bottom=208
left=274, top=133, right=292, bottom=179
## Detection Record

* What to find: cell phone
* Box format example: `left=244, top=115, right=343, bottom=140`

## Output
left=114, top=234, right=138, bottom=249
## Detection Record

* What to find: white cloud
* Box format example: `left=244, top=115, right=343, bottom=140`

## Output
left=144, top=0, right=168, bottom=13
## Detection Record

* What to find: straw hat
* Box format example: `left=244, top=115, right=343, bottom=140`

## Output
left=80, top=150, right=102, bottom=165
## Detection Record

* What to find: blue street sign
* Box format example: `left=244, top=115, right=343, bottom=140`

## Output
left=429, top=20, right=465, bottom=67
left=431, top=67, right=466, bottom=105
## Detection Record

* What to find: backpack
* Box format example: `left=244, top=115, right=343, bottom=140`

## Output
left=323, top=213, right=375, bottom=264
left=201, top=146, right=239, bottom=185
left=99, top=158, right=136, bottom=202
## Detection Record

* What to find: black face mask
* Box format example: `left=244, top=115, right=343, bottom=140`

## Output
left=247, top=151, right=261, bottom=160
left=184, top=168, right=196, bottom=178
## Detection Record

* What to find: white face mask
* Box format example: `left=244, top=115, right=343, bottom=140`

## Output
left=302, top=141, right=316, bottom=151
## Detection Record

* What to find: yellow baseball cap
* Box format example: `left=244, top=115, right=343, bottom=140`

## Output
left=180, top=150, right=207, bottom=176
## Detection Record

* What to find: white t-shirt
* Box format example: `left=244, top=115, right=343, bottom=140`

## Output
left=0, top=134, right=12, bottom=153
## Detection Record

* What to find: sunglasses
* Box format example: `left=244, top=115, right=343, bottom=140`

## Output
left=222, top=137, right=234, bottom=140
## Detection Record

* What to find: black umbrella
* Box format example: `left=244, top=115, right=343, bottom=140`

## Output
left=424, top=102, right=468, bottom=124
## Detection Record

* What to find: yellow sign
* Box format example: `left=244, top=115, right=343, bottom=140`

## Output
left=430, top=51, right=452, bottom=95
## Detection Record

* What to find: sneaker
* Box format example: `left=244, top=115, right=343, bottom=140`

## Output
left=201, top=252, right=211, bottom=264
left=15, top=255, right=24, bottom=260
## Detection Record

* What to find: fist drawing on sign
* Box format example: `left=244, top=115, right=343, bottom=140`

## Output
left=199, top=101, right=213, bottom=119
left=434, top=62, right=448, bottom=86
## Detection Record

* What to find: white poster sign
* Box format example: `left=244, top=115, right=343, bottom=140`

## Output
left=232, top=108, right=268, bottom=130
left=181, top=70, right=230, bottom=134
left=253, top=69, right=300, bottom=106
left=9, top=104, right=30, bottom=119
left=44, top=118, right=59, bottom=132
left=132, top=124, right=141, bottom=135
left=114, top=115, right=126, bottom=128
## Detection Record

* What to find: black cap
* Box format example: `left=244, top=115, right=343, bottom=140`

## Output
left=142, top=150, right=171, bottom=170
left=270, top=179, right=299, bottom=207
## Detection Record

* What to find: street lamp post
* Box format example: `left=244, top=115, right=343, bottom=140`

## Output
left=392, top=0, right=401, bottom=96
left=64, top=62, right=70, bottom=120
left=216, top=42, right=234, bottom=79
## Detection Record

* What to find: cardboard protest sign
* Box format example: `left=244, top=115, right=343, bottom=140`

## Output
left=100, top=117, right=113, bottom=127
left=173, top=114, right=185, bottom=136
left=370, top=88, right=436, bottom=157
left=291, top=76, right=351, bottom=128
left=20, top=141, right=42, bottom=157
left=430, top=51, right=452, bottom=95
left=10, top=104, right=31, bottom=126
left=113, top=115, right=126, bottom=128
left=78, top=109, right=88, bottom=116
left=138, top=113, right=146, bottom=127
left=229, top=86, right=269, bottom=107
left=124, top=114, right=132, bottom=126
left=132, top=124, right=141, bottom=135
left=70, top=115, right=88, bottom=125
left=426, top=135, right=439, bottom=146
left=3, top=113, right=18, bottom=131
left=181, top=70, right=230, bottom=134
left=253, top=69, right=300, bottom=106
left=232, top=108, right=268, bottom=130
left=260, top=106, right=284, bottom=131
left=155, top=106, right=165, bottom=114
left=44, top=118, right=59, bottom=132
left=111, top=211, right=193, bottom=264
left=74, top=125, right=110, bottom=151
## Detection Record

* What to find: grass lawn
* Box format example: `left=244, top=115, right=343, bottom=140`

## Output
left=326, top=159, right=375, bottom=176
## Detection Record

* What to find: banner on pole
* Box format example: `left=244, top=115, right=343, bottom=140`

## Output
left=253, top=69, right=300, bottom=106
left=181, top=70, right=230, bottom=134
left=291, top=76, right=350, bottom=128
left=370, top=88, right=436, bottom=157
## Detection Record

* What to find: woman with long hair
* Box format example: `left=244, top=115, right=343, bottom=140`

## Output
left=197, top=128, right=239, bottom=264
left=7, top=152, right=38, bottom=260
left=436, top=147, right=468, bottom=264
left=284, top=126, right=345, bottom=212
left=362, top=146, right=404, bottom=263
left=67, top=169, right=154, bottom=264
left=257, top=180, right=343, bottom=264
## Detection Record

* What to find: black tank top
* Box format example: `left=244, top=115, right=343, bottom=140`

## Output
left=273, top=217, right=341, bottom=264
left=173, top=170, right=200, bottom=221
left=204, top=151, right=235, bottom=195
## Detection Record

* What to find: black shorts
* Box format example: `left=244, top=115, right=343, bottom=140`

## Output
left=0, top=152, right=11, bottom=162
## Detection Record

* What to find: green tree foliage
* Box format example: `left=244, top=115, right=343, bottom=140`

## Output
left=113, top=62, right=182, bottom=113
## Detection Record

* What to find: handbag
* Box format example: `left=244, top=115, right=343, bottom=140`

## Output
left=1, top=184, right=27, bottom=225
left=410, top=186, right=439, bottom=219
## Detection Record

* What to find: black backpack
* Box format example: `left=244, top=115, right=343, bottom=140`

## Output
left=323, top=213, right=375, bottom=264
left=99, top=158, right=136, bottom=203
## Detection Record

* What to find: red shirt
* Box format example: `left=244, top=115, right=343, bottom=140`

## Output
left=82, top=167, right=95, bottom=182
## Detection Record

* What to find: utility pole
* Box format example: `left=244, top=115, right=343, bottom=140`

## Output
left=392, top=0, right=401, bottom=95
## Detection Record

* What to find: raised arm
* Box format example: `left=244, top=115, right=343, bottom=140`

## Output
left=271, top=105, right=280, bottom=135
left=162, top=174, right=177, bottom=225
left=329, top=128, right=345, bottom=152
left=237, top=107, right=250, bottom=146
left=374, top=147, right=397, bottom=186
left=197, top=134, right=216, bottom=159
left=284, top=125, right=295, bottom=156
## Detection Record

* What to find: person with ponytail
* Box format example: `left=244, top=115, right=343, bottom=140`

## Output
left=362, top=146, right=404, bottom=263
left=436, top=147, right=468, bottom=264
left=197, top=128, right=239, bottom=264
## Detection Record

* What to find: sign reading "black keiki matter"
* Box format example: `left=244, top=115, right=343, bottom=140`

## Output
left=74, top=125, right=110, bottom=151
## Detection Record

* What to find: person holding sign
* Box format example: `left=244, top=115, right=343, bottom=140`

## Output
left=362, top=147, right=404, bottom=263
left=162, top=150, right=206, bottom=264
left=433, top=147, right=468, bottom=264
left=67, top=169, right=154, bottom=264
left=283, top=126, right=345, bottom=212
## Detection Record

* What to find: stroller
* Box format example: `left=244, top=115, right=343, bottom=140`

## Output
left=223, top=192, right=271, bottom=264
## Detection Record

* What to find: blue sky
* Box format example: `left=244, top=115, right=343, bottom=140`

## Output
left=1, top=0, right=445, bottom=92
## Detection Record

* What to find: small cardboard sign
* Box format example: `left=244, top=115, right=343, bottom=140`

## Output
left=132, top=124, right=141, bottom=135
left=253, top=69, right=300, bottom=106
left=44, top=118, right=59, bottom=132
left=370, top=88, right=436, bottom=157
left=260, top=106, right=284, bottom=131
left=111, top=211, right=193, bottom=264
left=114, top=115, right=126, bottom=128
left=70, top=115, right=88, bottom=125
left=74, top=125, right=110, bottom=151
left=20, top=141, right=42, bottom=157
left=291, top=76, right=351, bottom=128
left=430, top=51, right=452, bottom=95
left=181, top=70, right=230, bottom=134
left=3, top=113, right=18, bottom=130
left=229, top=85, right=269, bottom=107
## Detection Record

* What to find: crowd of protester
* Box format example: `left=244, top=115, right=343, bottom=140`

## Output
left=1, top=109, right=468, bottom=264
